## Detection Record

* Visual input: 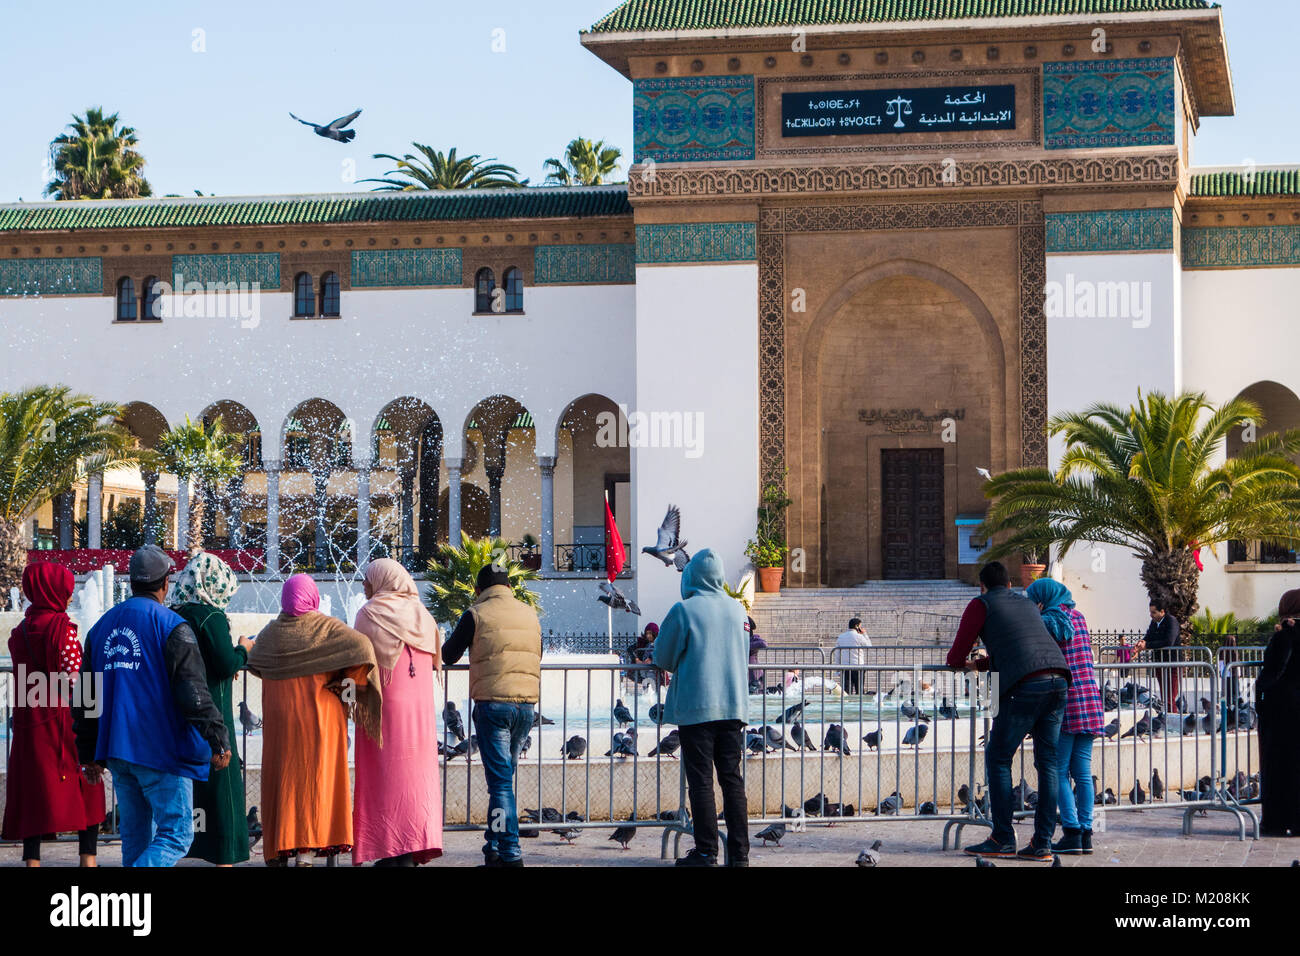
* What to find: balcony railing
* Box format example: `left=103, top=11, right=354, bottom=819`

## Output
left=1228, top=540, right=1299, bottom=566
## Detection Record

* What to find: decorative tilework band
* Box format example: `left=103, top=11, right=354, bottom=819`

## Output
left=350, top=248, right=462, bottom=287
left=0, top=256, right=101, bottom=295
left=171, top=253, right=279, bottom=288
left=1044, top=57, right=1175, bottom=150
left=635, top=222, right=757, bottom=264
left=633, top=75, right=755, bottom=163
left=534, top=243, right=635, bottom=284
left=1183, top=226, right=1300, bottom=269
left=1046, top=208, right=1174, bottom=253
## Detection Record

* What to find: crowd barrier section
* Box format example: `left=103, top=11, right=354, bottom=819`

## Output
left=0, top=640, right=1266, bottom=857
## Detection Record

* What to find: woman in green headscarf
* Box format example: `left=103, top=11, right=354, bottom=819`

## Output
left=169, top=551, right=253, bottom=865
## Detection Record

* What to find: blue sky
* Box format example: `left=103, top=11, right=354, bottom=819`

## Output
left=1, top=0, right=1295, bottom=202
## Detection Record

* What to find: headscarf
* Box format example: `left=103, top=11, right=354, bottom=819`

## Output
left=1026, top=578, right=1076, bottom=643
left=353, top=558, right=441, bottom=676
left=1280, top=589, right=1300, bottom=625
left=281, top=573, right=321, bottom=616
left=12, top=562, right=76, bottom=673
left=168, top=551, right=239, bottom=611
left=644, top=622, right=659, bottom=638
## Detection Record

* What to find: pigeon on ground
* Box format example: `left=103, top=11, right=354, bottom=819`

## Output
left=902, top=719, right=929, bottom=747
left=445, top=735, right=479, bottom=759
left=1103, top=717, right=1121, bottom=739
left=1103, top=788, right=1118, bottom=805
left=443, top=701, right=466, bottom=742
left=247, top=806, right=262, bottom=848
left=554, top=828, right=581, bottom=845
left=519, top=734, right=533, bottom=757
left=649, top=729, right=680, bottom=757
left=855, top=840, right=883, bottom=867
left=648, top=703, right=665, bottom=724
left=605, top=731, right=637, bottom=758
left=532, top=712, right=555, bottom=727
left=1012, top=779, right=1032, bottom=811
left=1151, top=768, right=1164, bottom=800
left=599, top=580, right=641, bottom=615
left=746, top=731, right=767, bottom=755
left=938, top=697, right=959, bottom=720
left=239, top=701, right=262, bottom=733
left=289, top=108, right=362, bottom=143
left=804, top=793, right=828, bottom=816
left=561, top=735, right=587, bottom=760
left=1174, top=693, right=1190, bottom=714
left=642, top=504, right=689, bottom=569
left=877, top=792, right=902, bottom=815
left=823, top=724, right=851, bottom=754
left=919, top=801, right=937, bottom=815
left=863, top=727, right=883, bottom=751
left=756, top=823, right=786, bottom=847
left=899, top=701, right=930, bottom=720
left=1121, top=711, right=1152, bottom=739
left=976, top=857, right=996, bottom=868
left=764, top=725, right=796, bottom=751
left=1051, top=855, right=1062, bottom=868
left=1128, top=779, right=1147, bottom=805
left=791, top=722, right=819, bottom=751
left=609, top=824, right=637, bottom=850
left=958, top=784, right=972, bottom=811
left=613, top=699, right=634, bottom=725
left=1102, top=683, right=1120, bottom=711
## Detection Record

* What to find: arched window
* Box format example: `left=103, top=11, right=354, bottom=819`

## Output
left=504, top=266, right=523, bottom=313
left=320, top=272, right=340, bottom=317
left=475, top=267, right=496, bottom=313
left=140, top=276, right=162, bottom=321
left=294, top=272, right=315, bottom=317
left=116, top=276, right=137, bottom=321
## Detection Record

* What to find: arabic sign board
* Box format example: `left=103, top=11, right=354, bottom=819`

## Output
left=782, top=85, right=1016, bottom=137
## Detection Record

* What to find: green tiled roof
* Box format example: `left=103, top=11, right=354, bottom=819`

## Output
left=587, top=0, right=1218, bottom=33
left=0, top=186, right=632, bottom=233
left=1191, top=169, right=1300, bottom=197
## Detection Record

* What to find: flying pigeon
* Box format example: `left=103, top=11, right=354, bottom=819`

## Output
left=561, top=735, right=587, bottom=760
left=778, top=700, right=806, bottom=724
left=855, top=840, right=883, bottom=867
left=756, top=823, right=786, bottom=847
left=443, top=701, right=466, bottom=742
left=613, top=698, right=634, bottom=725
left=599, top=580, right=641, bottom=615
left=239, top=700, right=262, bottom=733
left=642, top=504, right=690, bottom=570
left=289, top=108, right=362, bottom=142
left=648, top=729, right=680, bottom=757
left=976, top=467, right=993, bottom=481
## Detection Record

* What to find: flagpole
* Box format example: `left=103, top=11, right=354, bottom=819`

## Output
left=605, top=489, right=613, bottom=654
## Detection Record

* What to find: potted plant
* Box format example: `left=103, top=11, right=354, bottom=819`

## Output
left=518, top=533, right=542, bottom=571
left=424, top=532, right=541, bottom=625
left=1020, top=547, right=1047, bottom=588
left=746, top=478, right=793, bottom=593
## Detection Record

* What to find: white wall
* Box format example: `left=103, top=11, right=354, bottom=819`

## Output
left=1046, top=252, right=1182, bottom=630
left=632, top=262, right=759, bottom=626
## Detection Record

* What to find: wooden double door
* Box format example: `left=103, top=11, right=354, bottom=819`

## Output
left=881, top=448, right=945, bottom=580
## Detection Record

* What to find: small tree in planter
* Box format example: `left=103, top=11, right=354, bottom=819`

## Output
left=425, top=531, right=541, bottom=625
left=746, top=479, right=792, bottom=593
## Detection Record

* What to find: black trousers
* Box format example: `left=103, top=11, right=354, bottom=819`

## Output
left=679, top=719, right=749, bottom=862
left=22, top=827, right=99, bottom=861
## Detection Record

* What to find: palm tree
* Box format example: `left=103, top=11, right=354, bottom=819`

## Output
left=152, top=416, right=243, bottom=556
left=45, top=107, right=152, bottom=200
left=361, top=145, right=525, bottom=190
left=979, top=391, right=1300, bottom=626
left=543, top=138, right=623, bottom=185
left=0, top=386, right=137, bottom=593
left=425, top=532, right=541, bottom=624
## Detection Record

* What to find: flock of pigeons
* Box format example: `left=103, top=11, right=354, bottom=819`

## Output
left=1099, top=681, right=1259, bottom=740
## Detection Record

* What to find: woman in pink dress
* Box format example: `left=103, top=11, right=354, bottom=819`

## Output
left=350, top=559, right=443, bottom=865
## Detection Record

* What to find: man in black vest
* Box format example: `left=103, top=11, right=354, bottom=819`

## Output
left=946, top=562, right=1071, bottom=861
left=1135, top=596, right=1181, bottom=707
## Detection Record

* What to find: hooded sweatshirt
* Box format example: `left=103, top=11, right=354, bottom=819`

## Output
left=653, top=549, right=749, bottom=726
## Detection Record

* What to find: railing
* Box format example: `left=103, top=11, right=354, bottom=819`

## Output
left=552, top=543, right=606, bottom=573
left=1228, top=540, right=1299, bottom=566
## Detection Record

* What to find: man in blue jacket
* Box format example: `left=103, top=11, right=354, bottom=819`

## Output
left=653, top=549, right=750, bottom=867
left=74, top=545, right=230, bottom=867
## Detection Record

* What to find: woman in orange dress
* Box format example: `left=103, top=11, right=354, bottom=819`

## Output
left=246, top=574, right=381, bottom=866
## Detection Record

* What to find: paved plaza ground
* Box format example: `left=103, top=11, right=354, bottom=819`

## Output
left=3, top=811, right=1295, bottom=868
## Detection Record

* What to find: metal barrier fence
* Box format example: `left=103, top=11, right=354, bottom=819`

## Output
left=0, top=642, right=1269, bottom=858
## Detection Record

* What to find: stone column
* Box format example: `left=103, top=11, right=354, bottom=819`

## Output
left=176, top=478, right=190, bottom=551
left=486, top=463, right=504, bottom=538
left=143, top=471, right=159, bottom=545
left=538, top=455, right=556, bottom=573
left=445, top=458, right=463, bottom=546
left=55, top=492, right=74, bottom=549
left=87, top=473, right=103, bottom=549
left=400, top=469, right=416, bottom=559
left=313, top=471, right=330, bottom=570
left=355, top=457, right=371, bottom=568
left=264, top=460, right=281, bottom=574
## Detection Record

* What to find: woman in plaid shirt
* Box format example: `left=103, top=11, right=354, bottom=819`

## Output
left=1026, top=578, right=1104, bottom=855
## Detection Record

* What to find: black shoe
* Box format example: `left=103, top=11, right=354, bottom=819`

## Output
left=963, top=838, right=1018, bottom=858
left=1051, top=828, right=1084, bottom=855
left=675, top=848, right=718, bottom=867
left=499, top=858, right=524, bottom=867
left=727, top=858, right=750, bottom=868
left=481, top=850, right=502, bottom=867
left=1016, top=843, right=1054, bottom=862
left=1081, top=829, right=1093, bottom=854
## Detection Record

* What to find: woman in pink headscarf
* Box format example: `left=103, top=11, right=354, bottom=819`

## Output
left=247, top=574, right=380, bottom=866
left=351, top=558, right=443, bottom=865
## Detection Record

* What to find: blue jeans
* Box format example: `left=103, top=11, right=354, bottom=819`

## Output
left=472, top=701, right=534, bottom=863
left=107, top=758, right=194, bottom=867
left=985, top=676, right=1068, bottom=848
left=1056, top=732, right=1096, bottom=830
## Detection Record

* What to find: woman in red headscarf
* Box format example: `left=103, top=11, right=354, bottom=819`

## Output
left=1, top=562, right=106, bottom=865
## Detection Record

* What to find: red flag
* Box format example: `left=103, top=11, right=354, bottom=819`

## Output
left=604, top=499, right=625, bottom=583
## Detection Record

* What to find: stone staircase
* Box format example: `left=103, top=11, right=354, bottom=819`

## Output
left=751, top=580, right=981, bottom=645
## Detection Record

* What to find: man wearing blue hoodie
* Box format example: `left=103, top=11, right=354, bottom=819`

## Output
left=653, top=549, right=750, bottom=867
